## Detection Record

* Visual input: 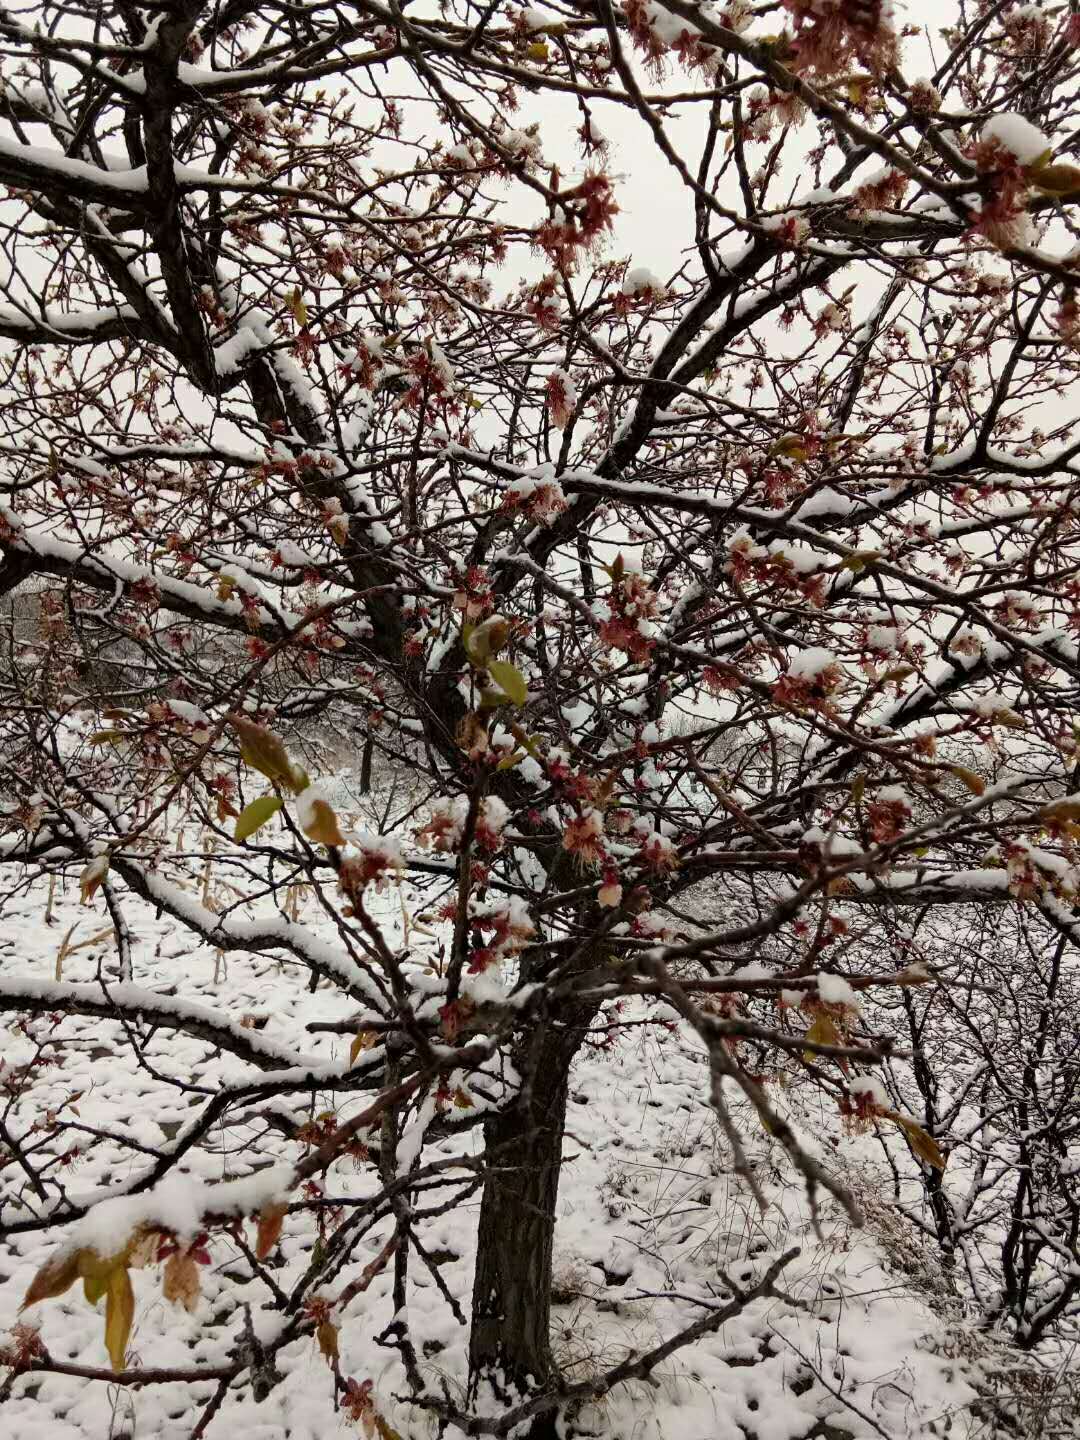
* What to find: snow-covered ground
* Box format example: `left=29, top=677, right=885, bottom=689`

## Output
left=0, top=867, right=993, bottom=1438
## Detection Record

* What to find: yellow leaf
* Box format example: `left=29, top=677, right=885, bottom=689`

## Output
left=316, top=1320, right=340, bottom=1364
left=22, top=1248, right=80, bottom=1309
left=79, top=856, right=109, bottom=906
left=287, top=286, right=308, bottom=326
left=83, top=1270, right=109, bottom=1305
left=88, top=730, right=125, bottom=745
left=255, top=1202, right=288, bottom=1260
left=839, top=549, right=881, bottom=572
left=162, top=1252, right=201, bottom=1312
left=892, top=1114, right=947, bottom=1171
left=104, top=1265, right=134, bottom=1372
left=803, top=1011, right=842, bottom=1062
left=950, top=765, right=986, bottom=797
left=227, top=714, right=302, bottom=791
left=235, top=794, right=283, bottom=842
left=299, top=795, right=344, bottom=847
left=487, top=659, right=528, bottom=707
left=851, top=773, right=866, bottom=805
left=453, top=1086, right=474, bottom=1109
left=497, top=748, right=526, bottom=771
left=769, top=434, right=809, bottom=461
left=349, top=1030, right=378, bottom=1064
left=526, top=40, right=549, bottom=61
left=1040, top=799, right=1080, bottom=822
left=79, top=1250, right=114, bottom=1306
left=1027, top=160, right=1080, bottom=196
left=465, top=615, right=509, bottom=664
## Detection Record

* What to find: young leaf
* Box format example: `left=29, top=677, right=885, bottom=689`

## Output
left=235, top=795, right=283, bottom=842
left=487, top=660, right=527, bottom=707
left=104, top=1264, right=135, bottom=1372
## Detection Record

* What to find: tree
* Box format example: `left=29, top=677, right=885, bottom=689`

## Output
left=2, top=1, right=1080, bottom=1434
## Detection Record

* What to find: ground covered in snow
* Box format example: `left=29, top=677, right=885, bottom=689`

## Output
left=0, top=868, right=1000, bottom=1439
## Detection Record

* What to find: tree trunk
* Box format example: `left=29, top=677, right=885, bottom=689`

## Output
left=468, top=1008, right=592, bottom=1432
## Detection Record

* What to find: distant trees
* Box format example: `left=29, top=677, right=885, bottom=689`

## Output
left=3, top=1, right=1080, bottom=1433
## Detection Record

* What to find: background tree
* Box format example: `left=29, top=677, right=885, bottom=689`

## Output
left=3, top=1, right=1080, bottom=1435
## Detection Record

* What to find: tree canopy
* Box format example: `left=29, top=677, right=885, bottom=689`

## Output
left=3, top=2, right=1080, bottom=1436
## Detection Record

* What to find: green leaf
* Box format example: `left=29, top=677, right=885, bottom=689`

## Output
left=487, top=660, right=527, bottom=707
left=235, top=795, right=283, bottom=841
left=88, top=730, right=125, bottom=745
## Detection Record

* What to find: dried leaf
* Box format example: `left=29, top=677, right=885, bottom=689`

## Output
left=374, top=1418, right=405, bottom=1440
left=22, top=1248, right=80, bottom=1310
left=235, top=795, right=283, bottom=842
left=487, top=660, right=527, bottom=707
left=162, top=1251, right=201, bottom=1312
left=349, top=1030, right=378, bottom=1064
left=255, top=1202, right=288, bottom=1260
left=104, top=1265, right=134, bottom=1372
left=452, top=1086, right=474, bottom=1109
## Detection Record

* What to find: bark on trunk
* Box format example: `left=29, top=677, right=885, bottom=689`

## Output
left=468, top=1008, right=593, bottom=1432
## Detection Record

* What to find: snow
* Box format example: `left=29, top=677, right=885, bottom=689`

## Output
left=785, top=647, right=837, bottom=680
left=981, top=113, right=1051, bottom=165
left=0, top=845, right=1005, bottom=1436
left=849, top=1074, right=890, bottom=1111
left=621, top=266, right=664, bottom=296
left=817, top=972, right=860, bottom=1009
